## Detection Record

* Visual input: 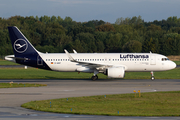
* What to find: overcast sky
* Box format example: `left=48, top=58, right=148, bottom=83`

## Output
left=0, top=0, right=180, bottom=23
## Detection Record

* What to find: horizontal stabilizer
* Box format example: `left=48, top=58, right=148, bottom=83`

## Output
left=5, top=55, right=28, bottom=61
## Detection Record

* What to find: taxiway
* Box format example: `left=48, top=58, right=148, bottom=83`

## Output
left=0, top=79, right=180, bottom=120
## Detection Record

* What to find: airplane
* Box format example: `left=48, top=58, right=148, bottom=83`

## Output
left=5, top=26, right=176, bottom=81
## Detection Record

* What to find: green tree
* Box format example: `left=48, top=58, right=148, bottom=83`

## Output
left=142, top=38, right=156, bottom=53
left=95, top=23, right=115, bottom=32
left=122, top=40, right=142, bottom=53
left=105, top=33, right=122, bottom=52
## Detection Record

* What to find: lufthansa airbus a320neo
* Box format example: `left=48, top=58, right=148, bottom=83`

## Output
left=5, top=26, right=176, bottom=80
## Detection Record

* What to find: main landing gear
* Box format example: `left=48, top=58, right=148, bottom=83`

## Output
left=91, top=69, right=99, bottom=81
left=91, top=75, right=98, bottom=81
left=151, top=71, right=155, bottom=81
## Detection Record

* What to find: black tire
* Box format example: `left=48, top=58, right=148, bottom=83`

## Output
left=95, top=75, right=98, bottom=80
left=91, top=76, right=98, bottom=81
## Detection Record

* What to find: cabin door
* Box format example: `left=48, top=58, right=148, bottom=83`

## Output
left=150, top=55, right=156, bottom=65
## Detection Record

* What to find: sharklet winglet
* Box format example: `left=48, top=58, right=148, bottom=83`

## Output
left=64, top=49, right=76, bottom=62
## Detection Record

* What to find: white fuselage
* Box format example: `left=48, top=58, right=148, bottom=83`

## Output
left=40, top=53, right=176, bottom=72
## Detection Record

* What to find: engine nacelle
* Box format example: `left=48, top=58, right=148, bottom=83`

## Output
left=105, top=67, right=125, bottom=78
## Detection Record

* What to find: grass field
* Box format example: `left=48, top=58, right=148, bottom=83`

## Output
left=0, top=67, right=179, bottom=80
left=0, top=83, right=47, bottom=88
left=0, top=60, right=19, bottom=65
left=174, top=61, right=180, bottom=65
left=21, top=91, right=180, bottom=116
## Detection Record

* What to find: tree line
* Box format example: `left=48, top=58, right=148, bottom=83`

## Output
left=0, top=15, right=180, bottom=56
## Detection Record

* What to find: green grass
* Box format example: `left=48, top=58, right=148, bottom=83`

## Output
left=125, top=67, right=180, bottom=79
left=0, top=60, right=20, bottom=65
left=0, top=83, right=47, bottom=88
left=0, top=68, right=101, bottom=79
left=21, top=91, right=180, bottom=116
left=174, top=61, right=180, bottom=65
left=0, top=67, right=179, bottom=79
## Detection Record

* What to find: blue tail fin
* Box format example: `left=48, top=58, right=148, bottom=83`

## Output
left=8, top=26, right=39, bottom=56
left=7, top=26, right=50, bottom=70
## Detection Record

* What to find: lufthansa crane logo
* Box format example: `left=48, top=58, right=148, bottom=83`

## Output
left=14, top=39, right=28, bottom=53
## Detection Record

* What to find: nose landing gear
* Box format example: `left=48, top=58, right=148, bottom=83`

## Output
left=151, top=71, right=155, bottom=80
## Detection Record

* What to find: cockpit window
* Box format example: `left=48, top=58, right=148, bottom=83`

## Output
left=162, top=58, right=169, bottom=61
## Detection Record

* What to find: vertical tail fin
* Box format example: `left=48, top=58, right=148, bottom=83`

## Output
left=8, top=26, right=39, bottom=56
left=7, top=26, right=51, bottom=70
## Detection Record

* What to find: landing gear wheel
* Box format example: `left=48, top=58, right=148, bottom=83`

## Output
left=91, top=75, right=98, bottom=81
left=151, top=71, right=155, bottom=81
left=96, top=75, right=98, bottom=80
left=151, top=76, right=155, bottom=81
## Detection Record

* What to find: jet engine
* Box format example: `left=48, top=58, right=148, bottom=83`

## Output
left=105, top=67, right=125, bottom=78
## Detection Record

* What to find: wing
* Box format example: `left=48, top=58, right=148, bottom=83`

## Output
left=64, top=49, right=113, bottom=69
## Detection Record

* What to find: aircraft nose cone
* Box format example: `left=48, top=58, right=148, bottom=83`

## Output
left=169, top=61, right=176, bottom=69
left=171, top=61, right=176, bottom=69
